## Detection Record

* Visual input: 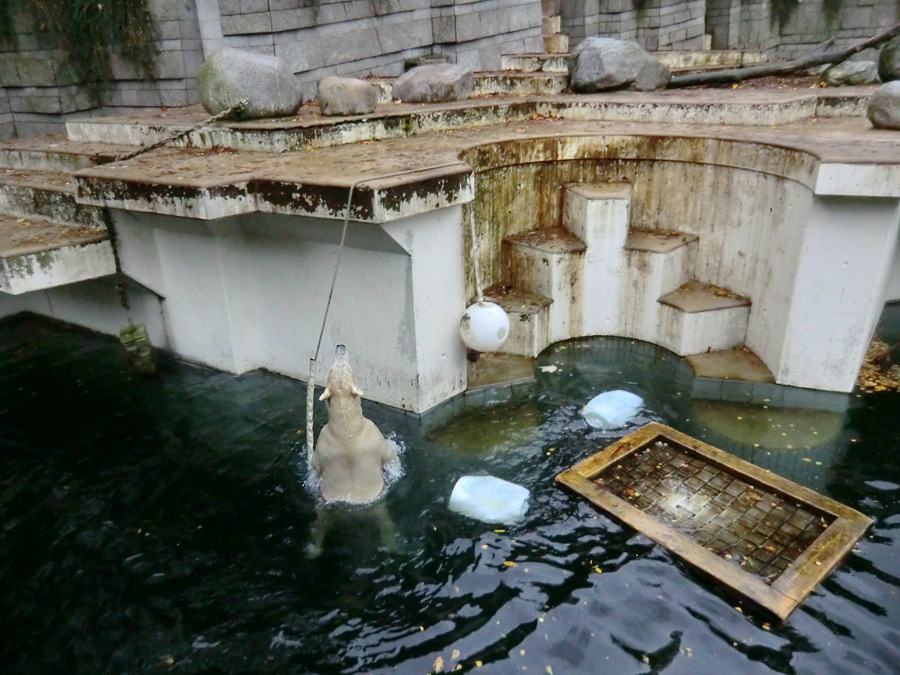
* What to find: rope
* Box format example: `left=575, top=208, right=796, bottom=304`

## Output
left=114, top=99, right=249, bottom=163
left=467, top=206, right=485, bottom=304
left=304, top=161, right=470, bottom=458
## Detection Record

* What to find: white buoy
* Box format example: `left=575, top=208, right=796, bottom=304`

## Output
left=460, top=301, right=510, bottom=352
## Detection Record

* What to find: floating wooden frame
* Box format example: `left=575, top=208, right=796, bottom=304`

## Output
left=556, top=422, right=873, bottom=620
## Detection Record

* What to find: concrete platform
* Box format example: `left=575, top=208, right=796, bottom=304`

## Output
left=0, top=136, right=132, bottom=172
left=686, top=346, right=776, bottom=383
left=625, top=229, right=699, bottom=253
left=0, top=214, right=113, bottom=294
left=503, top=227, right=586, bottom=253
left=660, top=280, right=750, bottom=313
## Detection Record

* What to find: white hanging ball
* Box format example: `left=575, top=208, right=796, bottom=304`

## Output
left=460, top=301, right=510, bottom=352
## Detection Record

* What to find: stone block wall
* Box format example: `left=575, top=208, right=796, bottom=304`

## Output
left=0, top=0, right=543, bottom=136
left=0, top=0, right=204, bottom=137
left=563, top=0, right=898, bottom=55
left=562, top=0, right=707, bottom=50
left=772, top=0, right=900, bottom=58
left=431, top=0, right=544, bottom=73
left=214, top=0, right=542, bottom=100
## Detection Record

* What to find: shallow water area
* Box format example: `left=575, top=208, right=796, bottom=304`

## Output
left=2, top=314, right=900, bottom=674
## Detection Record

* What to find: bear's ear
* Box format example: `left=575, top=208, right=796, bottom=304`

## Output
left=352, top=385, right=363, bottom=397
left=319, top=387, right=332, bottom=401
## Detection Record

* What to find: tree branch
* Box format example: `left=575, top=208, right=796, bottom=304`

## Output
left=668, top=21, right=900, bottom=88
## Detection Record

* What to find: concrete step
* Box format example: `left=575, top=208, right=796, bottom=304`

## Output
left=0, top=135, right=131, bottom=173
left=542, top=15, right=561, bottom=36
left=621, top=229, right=699, bottom=342
left=544, top=34, right=569, bottom=54
left=657, top=279, right=751, bottom=356
left=500, top=53, right=568, bottom=74
left=541, top=0, right=561, bottom=15
left=0, top=167, right=107, bottom=228
left=503, top=227, right=586, bottom=342
left=481, top=283, right=552, bottom=357
left=373, top=71, right=569, bottom=101
left=653, top=49, right=767, bottom=72
left=472, top=72, right=568, bottom=97
left=0, top=213, right=114, bottom=294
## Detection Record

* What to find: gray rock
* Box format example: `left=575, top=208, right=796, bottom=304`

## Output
left=392, top=64, right=474, bottom=103
left=878, top=36, right=900, bottom=82
left=197, top=48, right=301, bottom=120
left=404, top=54, right=449, bottom=72
left=317, top=76, right=377, bottom=116
left=569, top=36, right=671, bottom=93
left=824, top=60, right=880, bottom=86
left=867, top=81, right=900, bottom=130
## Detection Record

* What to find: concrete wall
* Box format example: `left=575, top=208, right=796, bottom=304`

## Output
left=461, top=135, right=900, bottom=393
left=466, top=154, right=811, bottom=378
left=89, top=206, right=469, bottom=413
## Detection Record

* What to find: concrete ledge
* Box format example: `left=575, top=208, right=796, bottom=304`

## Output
left=0, top=215, right=114, bottom=295
left=65, top=90, right=867, bottom=151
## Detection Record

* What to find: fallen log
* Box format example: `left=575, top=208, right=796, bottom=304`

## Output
left=668, top=20, right=900, bottom=88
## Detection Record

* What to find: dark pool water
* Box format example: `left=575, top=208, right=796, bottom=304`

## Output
left=2, top=314, right=900, bottom=675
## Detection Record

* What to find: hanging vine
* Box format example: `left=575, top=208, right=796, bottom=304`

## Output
left=0, top=0, right=159, bottom=101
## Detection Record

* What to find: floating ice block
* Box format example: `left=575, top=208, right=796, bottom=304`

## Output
left=581, top=390, right=643, bottom=430
left=448, top=475, right=530, bottom=524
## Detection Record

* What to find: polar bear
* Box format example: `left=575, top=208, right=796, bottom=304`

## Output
left=310, top=345, right=399, bottom=504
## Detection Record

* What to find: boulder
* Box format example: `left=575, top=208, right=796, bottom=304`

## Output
left=867, top=81, right=900, bottom=130
left=197, top=48, right=301, bottom=120
left=392, top=64, right=474, bottom=103
left=824, top=60, right=880, bottom=86
left=569, top=36, right=671, bottom=93
left=878, top=36, right=900, bottom=82
left=317, top=76, right=377, bottom=116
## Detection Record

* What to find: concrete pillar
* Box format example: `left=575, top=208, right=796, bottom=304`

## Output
left=563, top=183, right=631, bottom=337
left=383, top=206, right=467, bottom=412
left=777, top=196, right=900, bottom=392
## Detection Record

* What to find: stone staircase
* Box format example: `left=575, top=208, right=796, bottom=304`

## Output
left=0, top=137, right=127, bottom=294
left=480, top=182, right=754, bottom=364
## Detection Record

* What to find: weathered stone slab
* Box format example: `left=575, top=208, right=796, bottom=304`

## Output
left=197, top=48, right=301, bottom=119
left=317, top=76, right=377, bottom=116
left=392, top=64, right=474, bottom=103
left=824, top=60, right=880, bottom=86
left=569, top=37, right=671, bottom=92
left=878, top=35, right=900, bottom=83
left=868, top=81, right=900, bottom=130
